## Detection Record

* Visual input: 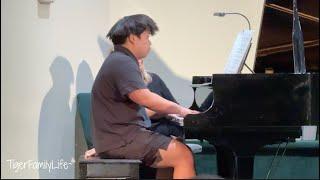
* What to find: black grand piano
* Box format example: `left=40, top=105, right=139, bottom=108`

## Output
left=184, top=0, right=319, bottom=179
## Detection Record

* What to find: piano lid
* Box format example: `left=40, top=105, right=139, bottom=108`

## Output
left=254, top=0, right=319, bottom=73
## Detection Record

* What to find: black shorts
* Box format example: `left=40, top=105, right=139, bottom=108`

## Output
left=99, top=128, right=172, bottom=167
left=148, top=120, right=184, bottom=139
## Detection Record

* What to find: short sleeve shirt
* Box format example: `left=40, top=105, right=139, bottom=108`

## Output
left=91, top=45, right=148, bottom=154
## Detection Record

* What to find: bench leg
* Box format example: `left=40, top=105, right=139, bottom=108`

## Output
left=79, top=163, right=87, bottom=179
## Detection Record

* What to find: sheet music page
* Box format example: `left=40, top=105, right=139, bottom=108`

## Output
left=224, top=30, right=253, bottom=74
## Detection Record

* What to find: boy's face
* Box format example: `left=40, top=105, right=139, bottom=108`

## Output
left=133, top=30, right=151, bottom=59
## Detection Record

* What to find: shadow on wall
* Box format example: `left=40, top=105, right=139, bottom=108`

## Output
left=97, top=35, right=113, bottom=60
left=75, top=61, right=94, bottom=94
left=38, top=36, right=110, bottom=179
left=72, top=60, right=94, bottom=142
left=144, top=50, right=194, bottom=107
left=38, top=56, right=74, bottom=179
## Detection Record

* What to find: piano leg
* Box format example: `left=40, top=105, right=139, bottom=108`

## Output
left=234, top=156, right=254, bottom=179
left=215, top=146, right=235, bottom=178
left=211, top=134, right=285, bottom=179
left=215, top=145, right=255, bottom=179
left=211, top=133, right=299, bottom=179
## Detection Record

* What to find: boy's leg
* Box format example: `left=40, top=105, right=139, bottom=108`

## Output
left=152, top=139, right=196, bottom=179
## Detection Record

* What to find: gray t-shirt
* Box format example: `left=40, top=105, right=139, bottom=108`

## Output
left=91, top=45, right=148, bottom=154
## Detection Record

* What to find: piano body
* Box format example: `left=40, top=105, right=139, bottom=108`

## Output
left=184, top=0, right=319, bottom=179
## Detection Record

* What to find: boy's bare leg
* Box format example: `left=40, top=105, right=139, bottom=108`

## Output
left=154, top=139, right=196, bottom=179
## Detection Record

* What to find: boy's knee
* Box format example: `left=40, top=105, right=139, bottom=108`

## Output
left=174, top=142, right=194, bottom=164
left=182, top=148, right=194, bottom=164
left=167, top=140, right=194, bottom=164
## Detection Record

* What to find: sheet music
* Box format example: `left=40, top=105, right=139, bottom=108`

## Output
left=224, top=30, right=253, bottom=74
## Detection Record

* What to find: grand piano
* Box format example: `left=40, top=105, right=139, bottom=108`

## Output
left=184, top=0, right=319, bottom=179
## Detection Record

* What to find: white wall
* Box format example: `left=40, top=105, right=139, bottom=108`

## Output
left=1, top=0, right=265, bottom=178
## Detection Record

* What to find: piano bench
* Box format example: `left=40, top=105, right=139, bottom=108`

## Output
left=78, top=155, right=142, bottom=179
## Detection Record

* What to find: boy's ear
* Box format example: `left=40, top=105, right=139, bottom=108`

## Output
left=127, top=34, right=137, bottom=44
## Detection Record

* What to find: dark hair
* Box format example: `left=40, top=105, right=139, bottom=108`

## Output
left=106, top=14, right=159, bottom=45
